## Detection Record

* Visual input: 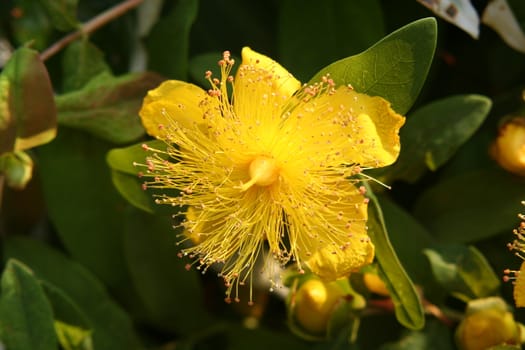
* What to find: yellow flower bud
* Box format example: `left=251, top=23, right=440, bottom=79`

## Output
left=455, top=297, right=521, bottom=350
left=491, top=117, right=525, bottom=176
left=293, top=279, right=346, bottom=334
left=363, top=272, right=390, bottom=296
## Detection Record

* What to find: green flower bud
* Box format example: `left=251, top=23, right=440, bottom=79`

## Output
left=0, top=151, right=33, bottom=189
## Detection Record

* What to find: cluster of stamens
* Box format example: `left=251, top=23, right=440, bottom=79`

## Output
left=134, top=49, right=382, bottom=305
left=503, top=202, right=525, bottom=283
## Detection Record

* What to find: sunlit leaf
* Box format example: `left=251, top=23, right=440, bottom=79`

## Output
left=0, top=47, right=56, bottom=154
left=278, top=0, right=385, bottom=81
left=417, top=0, right=480, bottom=38
left=365, top=184, right=425, bottom=330
left=423, top=245, right=500, bottom=302
left=0, top=259, right=57, bottom=350
left=4, top=237, right=143, bottom=350
left=310, top=17, right=437, bottom=114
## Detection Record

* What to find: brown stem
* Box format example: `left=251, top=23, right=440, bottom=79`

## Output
left=40, top=0, right=144, bottom=61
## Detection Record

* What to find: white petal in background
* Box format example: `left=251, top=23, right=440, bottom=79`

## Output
left=482, top=0, right=525, bottom=54
left=417, top=0, right=480, bottom=38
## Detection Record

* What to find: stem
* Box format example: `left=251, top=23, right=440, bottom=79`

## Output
left=40, top=0, right=144, bottom=61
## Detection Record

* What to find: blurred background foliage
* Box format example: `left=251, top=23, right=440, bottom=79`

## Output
left=1, top=0, right=525, bottom=349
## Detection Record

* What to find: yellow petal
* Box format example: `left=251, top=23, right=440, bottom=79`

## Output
left=514, top=261, right=525, bottom=307
left=306, top=235, right=374, bottom=281
left=286, top=86, right=405, bottom=168
left=238, top=47, right=301, bottom=99
left=139, top=80, right=209, bottom=138
left=281, top=177, right=373, bottom=280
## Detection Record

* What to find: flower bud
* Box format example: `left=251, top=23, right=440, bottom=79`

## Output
left=491, top=117, right=525, bottom=176
left=0, top=151, right=33, bottom=189
left=292, top=278, right=347, bottom=335
left=363, top=272, right=390, bottom=296
left=455, top=297, right=521, bottom=350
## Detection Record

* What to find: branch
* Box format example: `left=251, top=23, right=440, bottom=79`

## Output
left=40, top=0, right=144, bottom=61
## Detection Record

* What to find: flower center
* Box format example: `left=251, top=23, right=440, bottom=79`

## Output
left=240, top=156, right=280, bottom=191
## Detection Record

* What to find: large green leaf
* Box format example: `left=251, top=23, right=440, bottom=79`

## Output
left=310, top=17, right=437, bottom=114
left=36, top=127, right=133, bottom=294
left=0, top=47, right=56, bottom=154
left=123, top=208, right=213, bottom=334
left=413, top=167, right=525, bottom=242
left=56, top=71, right=163, bottom=144
left=375, top=94, right=492, bottom=183
left=278, top=0, right=385, bottom=82
left=37, top=0, right=79, bottom=31
left=378, top=197, right=435, bottom=288
left=0, top=259, right=57, bottom=350
left=146, top=0, right=199, bottom=79
left=4, top=237, right=143, bottom=350
left=366, top=185, right=425, bottom=330
left=41, top=281, right=93, bottom=349
left=107, top=140, right=176, bottom=215
left=11, top=0, right=53, bottom=50
left=423, top=245, right=500, bottom=302
left=62, top=39, right=111, bottom=92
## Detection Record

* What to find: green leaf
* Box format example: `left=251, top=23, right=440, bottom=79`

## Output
left=54, top=320, right=93, bottom=350
left=279, top=0, right=385, bottom=82
left=0, top=47, right=57, bottom=154
left=123, top=208, right=213, bottom=334
left=62, top=39, right=111, bottom=92
left=423, top=245, right=500, bottom=302
left=4, top=237, right=143, bottom=350
left=41, top=281, right=93, bottom=348
left=413, top=168, right=525, bottom=242
left=366, top=185, right=425, bottom=330
left=107, top=140, right=177, bottom=215
left=378, top=197, right=435, bottom=288
left=11, top=0, right=53, bottom=50
left=375, top=94, right=492, bottom=183
left=37, top=0, right=79, bottom=31
left=56, top=71, right=163, bottom=144
left=310, top=17, right=437, bottom=114
left=379, top=319, right=453, bottom=350
left=36, top=127, right=134, bottom=293
left=146, top=0, right=199, bottom=79
left=0, top=259, right=57, bottom=350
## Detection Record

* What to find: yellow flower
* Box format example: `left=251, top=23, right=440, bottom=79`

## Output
left=504, top=201, right=525, bottom=307
left=138, top=47, right=405, bottom=303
